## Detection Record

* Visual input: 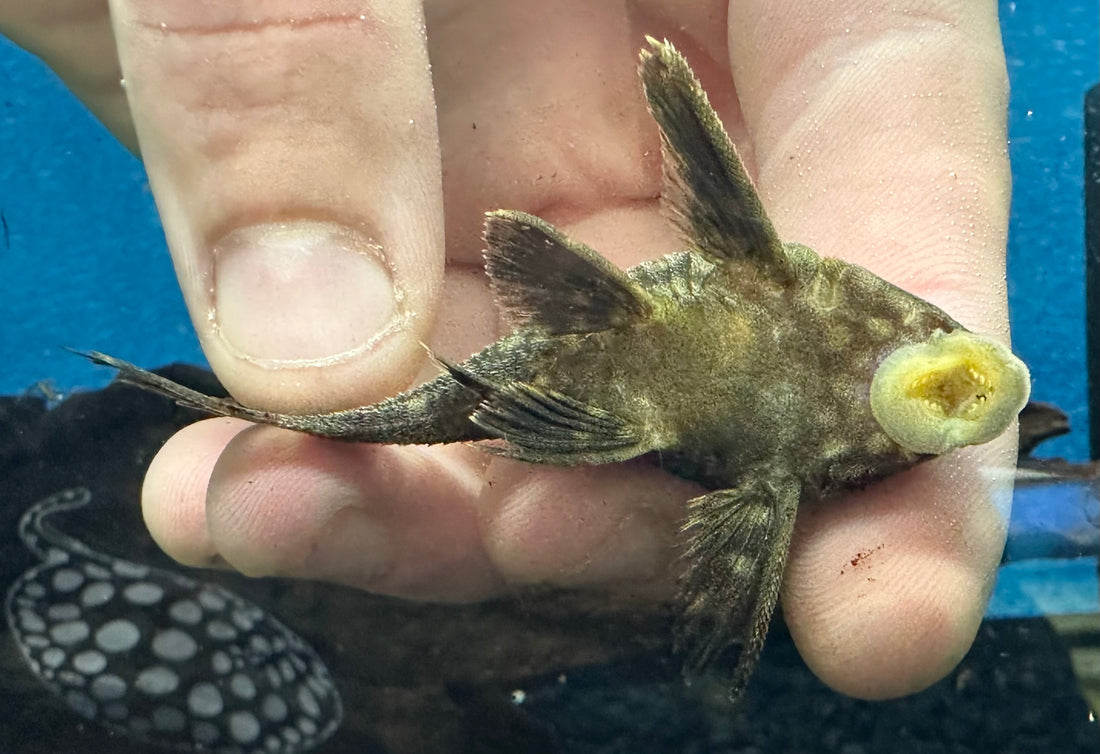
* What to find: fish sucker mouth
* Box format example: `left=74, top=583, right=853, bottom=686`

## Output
left=869, top=329, right=1031, bottom=455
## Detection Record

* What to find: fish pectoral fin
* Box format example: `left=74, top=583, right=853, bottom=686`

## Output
left=639, top=38, right=793, bottom=283
left=437, top=359, right=651, bottom=464
left=482, top=210, right=654, bottom=335
left=675, top=472, right=800, bottom=704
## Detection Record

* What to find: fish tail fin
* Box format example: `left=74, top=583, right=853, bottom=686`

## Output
left=74, top=349, right=486, bottom=445
left=75, top=349, right=280, bottom=424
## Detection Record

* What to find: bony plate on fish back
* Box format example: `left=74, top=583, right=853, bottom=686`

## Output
left=78, top=38, right=1030, bottom=705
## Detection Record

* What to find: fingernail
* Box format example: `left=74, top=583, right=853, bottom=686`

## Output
left=212, top=222, right=398, bottom=364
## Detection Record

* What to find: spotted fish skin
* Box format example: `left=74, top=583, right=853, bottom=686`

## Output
left=4, top=488, right=343, bottom=753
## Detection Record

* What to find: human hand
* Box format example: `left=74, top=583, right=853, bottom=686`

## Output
left=2, top=0, right=1016, bottom=700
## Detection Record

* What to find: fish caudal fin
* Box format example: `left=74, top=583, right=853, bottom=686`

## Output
left=75, top=349, right=486, bottom=445
left=74, top=349, right=280, bottom=424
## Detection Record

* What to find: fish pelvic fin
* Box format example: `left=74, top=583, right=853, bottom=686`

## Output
left=483, top=210, right=654, bottom=335
left=436, top=357, right=656, bottom=465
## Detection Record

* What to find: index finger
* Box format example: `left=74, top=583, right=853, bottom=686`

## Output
left=108, top=0, right=444, bottom=411
left=727, top=0, right=1015, bottom=699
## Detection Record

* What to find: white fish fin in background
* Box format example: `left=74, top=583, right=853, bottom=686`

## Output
left=4, top=487, right=343, bottom=753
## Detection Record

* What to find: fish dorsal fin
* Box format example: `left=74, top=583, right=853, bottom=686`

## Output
left=483, top=210, right=654, bottom=335
left=639, top=38, right=792, bottom=283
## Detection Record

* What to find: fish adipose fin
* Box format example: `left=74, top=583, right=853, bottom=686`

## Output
left=437, top=358, right=653, bottom=465
left=675, top=472, right=801, bottom=704
left=483, top=210, right=654, bottom=335
left=639, top=38, right=792, bottom=283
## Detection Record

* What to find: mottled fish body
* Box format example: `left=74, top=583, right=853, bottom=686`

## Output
left=5, top=488, right=342, bottom=753
left=80, top=39, right=1031, bottom=704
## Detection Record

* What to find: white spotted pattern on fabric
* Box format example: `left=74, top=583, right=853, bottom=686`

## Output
left=5, top=488, right=343, bottom=753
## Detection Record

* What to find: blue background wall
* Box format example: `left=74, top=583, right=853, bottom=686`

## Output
left=1001, top=1, right=1097, bottom=461
left=1, top=2, right=1097, bottom=461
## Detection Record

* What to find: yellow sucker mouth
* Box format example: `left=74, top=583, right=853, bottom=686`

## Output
left=905, top=361, right=991, bottom=418
left=870, top=330, right=1030, bottom=455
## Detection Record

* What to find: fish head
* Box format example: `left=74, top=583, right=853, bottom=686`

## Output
left=789, top=244, right=1030, bottom=462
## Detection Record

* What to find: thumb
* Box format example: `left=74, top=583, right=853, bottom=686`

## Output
left=108, top=1, right=444, bottom=411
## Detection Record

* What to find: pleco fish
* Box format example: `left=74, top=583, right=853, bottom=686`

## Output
left=79, top=39, right=1031, bottom=704
left=5, top=488, right=343, bottom=753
